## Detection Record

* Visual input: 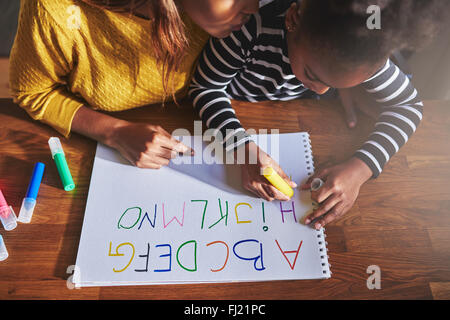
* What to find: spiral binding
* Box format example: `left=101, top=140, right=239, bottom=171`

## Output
left=301, top=133, right=332, bottom=278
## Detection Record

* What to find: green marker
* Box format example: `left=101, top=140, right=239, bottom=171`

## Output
left=48, top=137, right=75, bottom=191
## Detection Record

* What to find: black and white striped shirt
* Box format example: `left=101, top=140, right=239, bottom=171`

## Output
left=189, top=0, right=423, bottom=178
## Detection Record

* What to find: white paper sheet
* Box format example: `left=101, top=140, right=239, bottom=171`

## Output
left=73, top=133, right=330, bottom=287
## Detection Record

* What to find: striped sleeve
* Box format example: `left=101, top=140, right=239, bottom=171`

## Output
left=354, top=59, right=423, bottom=177
left=189, top=17, right=258, bottom=152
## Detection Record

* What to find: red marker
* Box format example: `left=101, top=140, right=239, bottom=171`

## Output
left=0, top=189, right=17, bottom=231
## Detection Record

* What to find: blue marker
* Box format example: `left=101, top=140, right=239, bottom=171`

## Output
left=0, top=234, right=8, bottom=261
left=18, top=162, right=45, bottom=223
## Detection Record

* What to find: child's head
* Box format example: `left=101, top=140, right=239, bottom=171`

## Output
left=285, top=0, right=449, bottom=94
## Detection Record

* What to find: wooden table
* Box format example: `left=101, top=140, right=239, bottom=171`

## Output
left=0, top=97, right=449, bottom=300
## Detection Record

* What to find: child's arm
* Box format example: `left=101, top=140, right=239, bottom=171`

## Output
left=303, top=60, right=423, bottom=229
left=189, top=35, right=251, bottom=152
left=189, top=20, right=296, bottom=201
left=354, top=59, right=423, bottom=177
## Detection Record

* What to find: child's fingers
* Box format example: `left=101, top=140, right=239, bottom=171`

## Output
left=312, top=182, right=335, bottom=204
left=256, top=183, right=274, bottom=202
left=243, top=181, right=267, bottom=201
left=300, top=178, right=313, bottom=190
left=273, top=163, right=297, bottom=188
left=264, top=184, right=290, bottom=201
left=301, top=168, right=329, bottom=190
left=304, top=194, right=340, bottom=225
left=313, top=202, right=346, bottom=229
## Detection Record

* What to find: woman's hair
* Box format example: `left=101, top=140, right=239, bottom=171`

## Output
left=81, top=0, right=189, bottom=102
left=298, top=0, right=450, bottom=73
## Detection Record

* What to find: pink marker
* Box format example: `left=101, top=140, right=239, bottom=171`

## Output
left=0, top=189, right=17, bottom=231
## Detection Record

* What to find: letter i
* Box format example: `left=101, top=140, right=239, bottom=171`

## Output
left=261, top=202, right=268, bottom=232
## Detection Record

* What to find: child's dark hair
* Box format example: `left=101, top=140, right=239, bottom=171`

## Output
left=298, top=0, right=450, bottom=73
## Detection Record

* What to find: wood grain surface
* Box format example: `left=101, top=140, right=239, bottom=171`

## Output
left=0, top=95, right=449, bottom=300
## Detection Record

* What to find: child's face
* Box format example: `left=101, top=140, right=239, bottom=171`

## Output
left=181, top=0, right=259, bottom=38
left=287, top=35, right=376, bottom=94
left=285, top=3, right=379, bottom=94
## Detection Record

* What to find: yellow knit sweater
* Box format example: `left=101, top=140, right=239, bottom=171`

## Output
left=9, top=0, right=209, bottom=137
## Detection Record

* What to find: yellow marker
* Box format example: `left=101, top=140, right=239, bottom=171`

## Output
left=263, top=167, right=294, bottom=198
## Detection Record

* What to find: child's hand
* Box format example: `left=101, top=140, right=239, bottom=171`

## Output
left=301, top=157, right=373, bottom=229
left=238, top=141, right=297, bottom=201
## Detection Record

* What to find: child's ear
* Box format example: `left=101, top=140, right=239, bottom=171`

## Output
left=285, top=2, right=301, bottom=32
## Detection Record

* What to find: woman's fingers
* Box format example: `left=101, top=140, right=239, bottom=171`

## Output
left=152, top=130, right=192, bottom=155
left=157, top=147, right=179, bottom=160
left=115, top=123, right=194, bottom=169
left=134, top=151, right=169, bottom=168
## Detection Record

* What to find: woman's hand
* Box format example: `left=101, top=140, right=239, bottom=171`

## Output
left=71, top=106, right=191, bottom=169
left=109, top=121, right=192, bottom=169
left=238, top=141, right=297, bottom=201
left=301, top=157, right=373, bottom=229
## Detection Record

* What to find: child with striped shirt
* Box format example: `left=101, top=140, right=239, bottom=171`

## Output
left=189, top=0, right=446, bottom=229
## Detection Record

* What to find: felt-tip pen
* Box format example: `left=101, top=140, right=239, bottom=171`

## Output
left=0, top=189, right=17, bottom=231
left=0, top=234, right=8, bottom=261
left=48, top=137, right=75, bottom=192
left=18, top=162, right=45, bottom=223
left=262, top=166, right=294, bottom=198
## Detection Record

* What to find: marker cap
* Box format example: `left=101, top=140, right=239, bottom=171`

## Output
left=18, top=198, right=37, bottom=223
left=48, top=137, right=65, bottom=158
left=48, top=137, right=75, bottom=192
left=311, top=178, right=324, bottom=191
left=0, top=206, right=17, bottom=231
left=0, top=235, right=8, bottom=261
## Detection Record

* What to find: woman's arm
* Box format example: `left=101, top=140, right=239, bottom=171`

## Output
left=72, top=106, right=191, bottom=169
left=10, top=1, right=189, bottom=168
left=9, top=1, right=85, bottom=138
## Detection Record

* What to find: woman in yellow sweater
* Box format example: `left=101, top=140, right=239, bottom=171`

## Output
left=9, top=0, right=258, bottom=168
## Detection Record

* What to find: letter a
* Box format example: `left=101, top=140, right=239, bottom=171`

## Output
left=275, top=240, right=303, bottom=270
left=366, top=5, right=381, bottom=30
left=366, top=265, right=381, bottom=289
